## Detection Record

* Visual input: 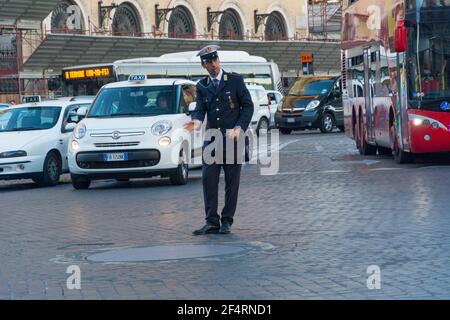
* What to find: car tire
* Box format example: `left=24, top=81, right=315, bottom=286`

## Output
left=319, top=113, right=335, bottom=133
left=256, top=117, right=269, bottom=136
left=71, top=174, right=91, bottom=190
left=280, top=128, right=292, bottom=135
left=170, top=148, right=188, bottom=185
left=33, top=152, right=61, bottom=187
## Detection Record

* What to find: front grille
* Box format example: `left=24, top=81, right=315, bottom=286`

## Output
left=282, top=112, right=303, bottom=118
left=78, top=160, right=159, bottom=169
left=94, top=142, right=140, bottom=148
left=76, top=149, right=160, bottom=170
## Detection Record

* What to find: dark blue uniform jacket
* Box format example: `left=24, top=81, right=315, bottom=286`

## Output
left=191, top=71, right=254, bottom=133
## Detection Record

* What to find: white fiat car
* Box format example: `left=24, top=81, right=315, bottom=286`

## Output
left=68, top=77, right=203, bottom=189
left=0, top=98, right=93, bottom=186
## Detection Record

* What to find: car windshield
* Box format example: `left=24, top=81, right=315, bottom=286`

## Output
left=288, top=78, right=334, bottom=96
left=0, top=107, right=61, bottom=132
left=88, top=86, right=176, bottom=117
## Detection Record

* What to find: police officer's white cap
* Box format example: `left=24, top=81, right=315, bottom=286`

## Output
left=197, top=45, right=220, bottom=62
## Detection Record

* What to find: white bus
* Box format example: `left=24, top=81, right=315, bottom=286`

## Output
left=62, top=51, right=282, bottom=96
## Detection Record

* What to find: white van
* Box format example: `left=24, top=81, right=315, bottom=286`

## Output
left=68, top=77, right=203, bottom=189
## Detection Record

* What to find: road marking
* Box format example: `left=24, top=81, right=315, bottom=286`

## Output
left=333, top=159, right=380, bottom=166
left=368, top=167, right=403, bottom=172
left=320, top=170, right=352, bottom=173
left=252, top=139, right=300, bottom=162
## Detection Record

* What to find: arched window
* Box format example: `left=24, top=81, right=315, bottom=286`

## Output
left=168, top=6, right=195, bottom=39
left=219, top=9, right=243, bottom=40
left=112, top=3, right=142, bottom=36
left=51, top=0, right=85, bottom=33
left=265, top=11, right=287, bottom=41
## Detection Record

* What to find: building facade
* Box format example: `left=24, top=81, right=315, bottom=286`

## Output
left=1, top=0, right=341, bottom=102
left=42, top=0, right=310, bottom=40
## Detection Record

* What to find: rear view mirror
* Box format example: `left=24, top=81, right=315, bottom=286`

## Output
left=64, top=122, right=77, bottom=132
left=394, top=19, right=407, bottom=52
left=77, top=106, right=88, bottom=117
left=188, top=102, right=196, bottom=113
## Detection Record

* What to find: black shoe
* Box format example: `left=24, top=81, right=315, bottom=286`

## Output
left=219, top=222, right=231, bottom=234
left=192, top=224, right=220, bottom=235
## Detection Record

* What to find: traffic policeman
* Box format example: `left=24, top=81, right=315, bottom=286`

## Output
left=184, top=45, right=254, bottom=235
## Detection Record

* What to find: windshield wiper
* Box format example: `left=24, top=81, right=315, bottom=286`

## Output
left=9, top=127, right=40, bottom=131
left=109, top=113, right=142, bottom=117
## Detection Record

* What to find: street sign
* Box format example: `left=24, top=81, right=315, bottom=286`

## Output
left=300, top=53, right=313, bottom=63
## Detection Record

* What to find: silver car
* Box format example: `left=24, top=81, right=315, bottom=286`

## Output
left=266, top=90, right=283, bottom=128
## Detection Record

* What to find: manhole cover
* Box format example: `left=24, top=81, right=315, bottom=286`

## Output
left=86, top=244, right=245, bottom=262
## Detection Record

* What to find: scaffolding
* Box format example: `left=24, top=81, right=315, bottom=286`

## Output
left=308, top=0, right=342, bottom=40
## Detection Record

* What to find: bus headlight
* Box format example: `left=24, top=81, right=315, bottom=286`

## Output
left=413, top=118, right=422, bottom=126
left=74, top=123, right=86, bottom=139
left=152, top=120, right=172, bottom=136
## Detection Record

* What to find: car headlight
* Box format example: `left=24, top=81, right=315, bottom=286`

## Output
left=0, top=150, right=27, bottom=158
left=305, top=100, right=320, bottom=111
left=71, top=140, right=80, bottom=151
left=151, top=120, right=173, bottom=136
left=74, top=123, right=86, bottom=139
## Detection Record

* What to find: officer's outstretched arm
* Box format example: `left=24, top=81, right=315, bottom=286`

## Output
left=235, top=75, right=254, bottom=131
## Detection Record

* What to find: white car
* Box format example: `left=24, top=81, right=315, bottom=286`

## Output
left=246, top=84, right=271, bottom=135
left=68, top=77, right=203, bottom=189
left=0, top=98, right=93, bottom=185
left=266, top=90, right=284, bottom=128
left=0, top=103, right=10, bottom=110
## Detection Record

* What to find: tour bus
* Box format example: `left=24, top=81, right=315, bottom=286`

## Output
left=342, top=0, right=450, bottom=163
left=62, top=51, right=282, bottom=96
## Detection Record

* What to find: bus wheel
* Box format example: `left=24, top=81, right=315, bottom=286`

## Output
left=377, top=146, right=392, bottom=155
left=389, top=125, right=413, bottom=164
left=358, top=114, right=377, bottom=155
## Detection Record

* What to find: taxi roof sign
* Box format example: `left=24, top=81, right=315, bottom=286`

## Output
left=129, top=75, right=146, bottom=81
left=22, top=95, right=41, bottom=103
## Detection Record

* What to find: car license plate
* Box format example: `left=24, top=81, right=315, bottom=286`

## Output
left=287, top=118, right=295, bottom=123
left=103, top=152, right=128, bottom=162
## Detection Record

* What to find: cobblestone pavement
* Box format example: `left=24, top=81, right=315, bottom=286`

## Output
left=2, top=130, right=450, bottom=299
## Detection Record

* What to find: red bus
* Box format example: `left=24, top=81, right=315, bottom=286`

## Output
left=342, top=0, right=450, bottom=163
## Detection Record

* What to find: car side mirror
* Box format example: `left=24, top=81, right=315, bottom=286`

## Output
left=64, top=122, right=77, bottom=132
left=188, top=102, right=196, bottom=113
left=332, top=90, right=342, bottom=99
left=77, top=106, right=88, bottom=118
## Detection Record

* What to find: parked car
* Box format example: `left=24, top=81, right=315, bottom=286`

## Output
left=246, top=84, right=271, bottom=135
left=266, top=90, right=283, bottom=128
left=68, top=76, right=203, bottom=189
left=275, top=76, right=344, bottom=134
left=0, top=103, right=10, bottom=110
left=0, top=98, right=93, bottom=185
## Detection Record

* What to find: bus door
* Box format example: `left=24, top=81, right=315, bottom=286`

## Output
left=363, top=48, right=375, bottom=143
